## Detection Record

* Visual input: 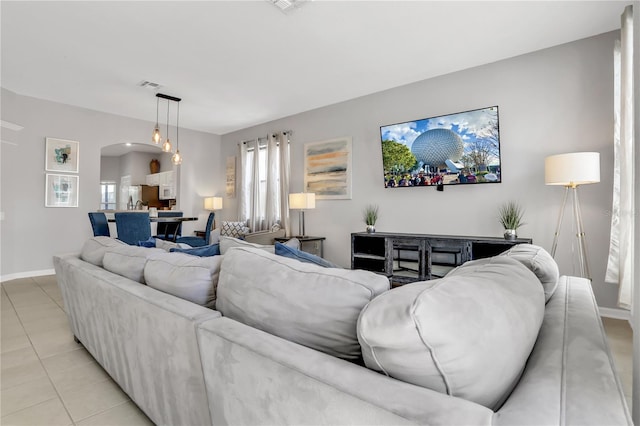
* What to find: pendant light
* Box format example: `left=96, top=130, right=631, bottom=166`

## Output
left=172, top=102, right=182, bottom=165
left=161, top=99, right=172, bottom=153
left=152, top=96, right=161, bottom=144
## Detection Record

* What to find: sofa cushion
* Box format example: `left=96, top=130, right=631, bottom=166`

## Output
left=220, top=221, right=250, bottom=238
left=358, top=256, right=545, bottom=410
left=80, top=236, right=127, bottom=267
left=217, top=247, right=390, bottom=360
left=219, top=236, right=275, bottom=254
left=170, top=243, right=221, bottom=257
left=274, top=242, right=338, bottom=268
left=498, top=244, right=559, bottom=302
left=103, top=245, right=165, bottom=284
left=144, top=252, right=222, bottom=308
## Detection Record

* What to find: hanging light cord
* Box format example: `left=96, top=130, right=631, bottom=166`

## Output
left=166, top=100, right=170, bottom=142
left=176, top=102, right=179, bottom=150
left=155, top=97, right=159, bottom=126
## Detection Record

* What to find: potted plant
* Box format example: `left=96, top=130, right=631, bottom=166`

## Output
left=498, top=201, right=525, bottom=240
left=363, top=204, right=379, bottom=233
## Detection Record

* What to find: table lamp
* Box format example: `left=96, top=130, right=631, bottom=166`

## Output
left=289, top=193, right=315, bottom=237
left=544, top=152, right=600, bottom=279
left=204, top=196, right=223, bottom=228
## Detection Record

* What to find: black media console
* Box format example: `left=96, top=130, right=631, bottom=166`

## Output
left=351, top=232, right=532, bottom=286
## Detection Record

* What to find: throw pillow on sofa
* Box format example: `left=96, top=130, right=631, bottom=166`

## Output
left=219, top=236, right=275, bottom=254
left=170, top=243, right=220, bottom=257
left=498, top=243, right=559, bottom=302
left=357, top=256, right=545, bottom=410
left=80, top=236, right=127, bottom=267
left=144, top=252, right=222, bottom=309
left=274, top=242, right=338, bottom=268
left=103, top=245, right=165, bottom=284
left=220, top=221, right=250, bottom=238
left=217, top=247, right=390, bottom=360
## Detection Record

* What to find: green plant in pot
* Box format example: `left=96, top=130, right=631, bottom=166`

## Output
left=363, top=204, right=379, bottom=233
left=498, top=201, right=525, bottom=240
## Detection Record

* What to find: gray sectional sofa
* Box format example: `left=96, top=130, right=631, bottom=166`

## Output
left=53, top=237, right=632, bottom=426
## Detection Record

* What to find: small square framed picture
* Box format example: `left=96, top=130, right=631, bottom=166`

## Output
left=45, top=138, right=79, bottom=173
left=45, top=174, right=79, bottom=208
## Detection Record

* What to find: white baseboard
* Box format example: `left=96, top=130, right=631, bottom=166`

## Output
left=599, top=307, right=631, bottom=321
left=1, top=269, right=56, bottom=283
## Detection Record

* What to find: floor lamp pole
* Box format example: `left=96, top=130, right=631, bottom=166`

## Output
left=551, top=184, right=591, bottom=280
left=299, top=209, right=306, bottom=237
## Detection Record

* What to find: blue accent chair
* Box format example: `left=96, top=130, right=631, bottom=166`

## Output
left=115, top=212, right=151, bottom=245
left=176, top=212, right=215, bottom=247
left=154, top=211, right=183, bottom=242
left=88, top=212, right=110, bottom=237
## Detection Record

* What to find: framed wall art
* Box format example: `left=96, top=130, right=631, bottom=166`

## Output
left=45, top=174, right=79, bottom=207
left=226, top=156, right=236, bottom=198
left=45, top=137, right=79, bottom=173
left=304, top=137, right=352, bottom=200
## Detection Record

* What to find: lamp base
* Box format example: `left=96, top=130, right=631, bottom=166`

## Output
left=551, top=185, right=591, bottom=279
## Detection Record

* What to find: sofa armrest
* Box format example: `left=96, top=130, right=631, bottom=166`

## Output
left=196, top=317, right=493, bottom=426
left=242, top=229, right=285, bottom=245
left=495, top=276, right=632, bottom=425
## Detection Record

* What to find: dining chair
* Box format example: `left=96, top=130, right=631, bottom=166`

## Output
left=176, top=212, right=215, bottom=247
left=154, top=211, right=183, bottom=242
left=115, top=212, right=151, bottom=245
left=88, top=212, right=110, bottom=237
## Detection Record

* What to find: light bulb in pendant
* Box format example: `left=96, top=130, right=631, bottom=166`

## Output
left=162, top=139, right=172, bottom=153
left=152, top=127, right=161, bottom=144
left=172, top=150, right=182, bottom=165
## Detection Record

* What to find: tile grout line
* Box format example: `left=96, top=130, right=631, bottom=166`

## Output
left=2, top=277, right=78, bottom=425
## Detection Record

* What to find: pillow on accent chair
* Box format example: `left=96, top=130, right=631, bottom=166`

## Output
left=220, top=221, right=250, bottom=238
left=170, top=244, right=220, bottom=257
left=274, top=242, right=338, bottom=268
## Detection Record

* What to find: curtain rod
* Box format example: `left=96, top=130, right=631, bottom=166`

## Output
left=240, top=130, right=292, bottom=145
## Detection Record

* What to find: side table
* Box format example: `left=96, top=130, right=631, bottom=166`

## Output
left=275, top=236, right=325, bottom=258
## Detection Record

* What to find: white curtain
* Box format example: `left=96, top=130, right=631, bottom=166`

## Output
left=605, top=5, right=635, bottom=310
left=238, top=132, right=291, bottom=235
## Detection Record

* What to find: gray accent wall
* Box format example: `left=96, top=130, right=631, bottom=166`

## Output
left=0, top=89, right=222, bottom=279
left=220, top=31, right=621, bottom=309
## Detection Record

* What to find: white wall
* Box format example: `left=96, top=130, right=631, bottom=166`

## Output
left=0, top=89, right=223, bottom=279
left=221, top=31, right=621, bottom=309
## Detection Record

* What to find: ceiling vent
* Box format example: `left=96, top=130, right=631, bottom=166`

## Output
left=137, top=80, right=162, bottom=90
left=268, top=0, right=309, bottom=13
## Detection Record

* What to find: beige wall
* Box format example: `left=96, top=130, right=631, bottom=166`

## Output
left=0, top=89, right=223, bottom=279
left=220, top=31, right=621, bottom=309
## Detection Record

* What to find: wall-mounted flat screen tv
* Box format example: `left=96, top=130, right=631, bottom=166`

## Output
left=379, top=105, right=501, bottom=188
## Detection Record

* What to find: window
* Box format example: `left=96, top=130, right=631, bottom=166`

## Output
left=100, top=182, right=116, bottom=210
left=239, top=133, right=289, bottom=233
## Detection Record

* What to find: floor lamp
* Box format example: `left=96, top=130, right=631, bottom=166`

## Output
left=544, top=152, right=600, bottom=279
left=289, top=193, right=315, bottom=237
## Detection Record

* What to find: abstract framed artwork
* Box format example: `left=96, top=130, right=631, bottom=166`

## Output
left=45, top=137, right=79, bottom=173
left=45, top=174, right=79, bottom=207
left=304, top=137, right=352, bottom=200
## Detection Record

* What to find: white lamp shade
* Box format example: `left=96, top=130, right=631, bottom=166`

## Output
left=289, top=193, right=316, bottom=209
left=544, top=152, right=600, bottom=186
left=204, top=196, right=223, bottom=210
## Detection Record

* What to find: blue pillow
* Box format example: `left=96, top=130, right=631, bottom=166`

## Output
left=170, top=243, right=220, bottom=257
left=137, top=237, right=157, bottom=248
left=274, top=242, right=338, bottom=268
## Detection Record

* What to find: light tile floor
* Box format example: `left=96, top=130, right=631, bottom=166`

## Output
left=1, top=276, right=152, bottom=425
left=0, top=275, right=635, bottom=424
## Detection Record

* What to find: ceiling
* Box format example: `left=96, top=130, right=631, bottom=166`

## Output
left=1, top=1, right=629, bottom=136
